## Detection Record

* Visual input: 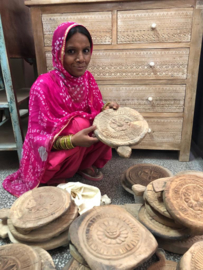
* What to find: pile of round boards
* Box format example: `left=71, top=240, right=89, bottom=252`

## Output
left=0, top=186, right=78, bottom=250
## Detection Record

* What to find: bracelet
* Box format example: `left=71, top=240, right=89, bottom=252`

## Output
left=102, top=102, right=111, bottom=111
left=53, top=135, right=75, bottom=150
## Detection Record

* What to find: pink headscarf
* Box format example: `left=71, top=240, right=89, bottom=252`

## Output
left=3, top=22, right=104, bottom=197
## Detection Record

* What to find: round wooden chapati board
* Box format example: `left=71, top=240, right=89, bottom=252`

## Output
left=69, top=205, right=157, bottom=270
left=120, top=170, right=134, bottom=194
left=126, top=164, right=173, bottom=189
left=145, top=201, right=183, bottom=229
left=32, top=247, right=56, bottom=270
left=157, top=235, right=203, bottom=255
left=10, top=186, right=71, bottom=230
left=175, top=170, right=203, bottom=178
left=8, top=200, right=78, bottom=242
left=138, top=206, right=190, bottom=240
left=145, top=181, right=172, bottom=219
left=93, top=107, right=149, bottom=147
left=163, top=175, right=203, bottom=234
left=147, top=249, right=177, bottom=270
left=178, top=241, right=203, bottom=270
left=0, top=243, right=41, bottom=270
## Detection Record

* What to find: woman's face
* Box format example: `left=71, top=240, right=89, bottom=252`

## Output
left=64, top=32, right=91, bottom=77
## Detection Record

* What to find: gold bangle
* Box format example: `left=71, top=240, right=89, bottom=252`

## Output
left=102, top=102, right=111, bottom=111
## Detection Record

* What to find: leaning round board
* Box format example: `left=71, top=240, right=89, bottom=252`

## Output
left=163, top=174, right=203, bottom=235
left=93, top=107, right=149, bottom=158
left=9, top=186, right=71, bottom=230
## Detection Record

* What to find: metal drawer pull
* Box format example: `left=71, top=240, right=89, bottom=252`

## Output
left=148, top=97, right=153, bottom=101
left=149, top=62, right=155, bottom=67
left=151, top=23, right=157, bottom=29
left=148, top=128, right=152, bottom=133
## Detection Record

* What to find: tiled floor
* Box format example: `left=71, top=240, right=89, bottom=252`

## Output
left=0, top=147, right=202, bottom=269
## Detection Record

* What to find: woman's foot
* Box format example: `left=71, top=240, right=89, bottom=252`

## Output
left=78, top=166, right=103, bottom=181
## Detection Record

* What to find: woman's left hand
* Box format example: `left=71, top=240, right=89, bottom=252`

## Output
left=104, top=101, right=119, bottom=111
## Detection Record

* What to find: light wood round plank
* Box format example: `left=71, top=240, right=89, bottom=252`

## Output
left=0, top=243, right=41, bottom=270
left=69, top=205, right=157, bottom=270
left=10, top=186, right=71, bottom=230
left=32, top=247, right=56, bottom=270
left=7, top=200, right=78, bottom=242
left=164, top=175, right=203, bottom=234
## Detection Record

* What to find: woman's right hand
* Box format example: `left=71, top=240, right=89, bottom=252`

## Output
left=71, top=126, right=99, bottom=147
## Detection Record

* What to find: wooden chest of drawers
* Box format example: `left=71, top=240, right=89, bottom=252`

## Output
left=25, top=0, right=203, bottom=161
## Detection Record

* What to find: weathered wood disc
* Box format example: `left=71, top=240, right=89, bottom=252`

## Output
left=126, top=164, right=173, bottom=189
left=69, top=242, right=89, bottom=266
left=145, top=201, right=183, bottom=229
left=138, top=206, right=190, bottom=240
left=178, top=241, right=203, bottom=270
left=145, top=181, right=172, bottom=219
left=32, top=247, right=56, bottom=270
left=93, top=107, right=149, bottom=147
left=120, top=170, right=134, bottom=194
left=10, top=186, right=71, bottom=230
left=7, top=227, right=70, bottom=250
left=69, top=205, right=157, bottom=270
left=63, top=257, right=90, bottom=270
left=175, top=170, right=203, bottom=178
left=147, top=249, right=177, bottom=270
left=8, top=200, right=78, bottom=242
left=157, top=235, right=203, bottom=255
left=0, top=243, right=41, bottom=270
left=163, top=175, right=203, bottom=234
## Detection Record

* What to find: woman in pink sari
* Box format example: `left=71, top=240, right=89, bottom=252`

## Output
left=3, top=22, right=119, bottom=197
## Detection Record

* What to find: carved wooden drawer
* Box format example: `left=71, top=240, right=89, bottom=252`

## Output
left=118, top=9, right=193, bottom=44
left=99, top=85, right=186, bottom=113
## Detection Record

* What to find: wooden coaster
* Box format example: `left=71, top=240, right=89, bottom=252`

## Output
left=93, top=107, right=149, bottom=158
left=69, top=205, right=157, bottom=270
left=138, top=205, right=190, bottom=240
left=145, top=181, right=172, bottom=219
left=145, top=201, right=183, bottom=229
left=63, top=257, right=90, bottom=270
left=178, top=241, right=203, bottom=269
left=147, top=248, right=177, bottom=270
left=119, top=204, right=143, bottom=220
left=164, top=175, right=203, bottom=234
left=7, top=227, right=70, bottom=250
left=126, top=164, right=173, bottom=190
left=0, top=243, right=41, bottom=270
left=10, top=186, right=71, bottom=231
left=7, top=200, right=78, bottom=242
left=157, top=235, right=203, bottom=255
left=32, top=247, right=56, bottom=270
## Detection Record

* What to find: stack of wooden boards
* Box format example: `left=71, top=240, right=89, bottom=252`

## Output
left=0, top=186, right=78, bottom=250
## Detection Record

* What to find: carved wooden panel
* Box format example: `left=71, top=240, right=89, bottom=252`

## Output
left=137, top=117, right=183, bottom=146
left=118, top=9, right=193, bottom=44
left=42, top=12, right=112, bottom=47
left=99, top=85, right=186, bottom=112
left=45, top=48, right=189, bottom=79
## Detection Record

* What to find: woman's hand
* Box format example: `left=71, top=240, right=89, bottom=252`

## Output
left=71, top=126, right=99, bottom=147
left=103, top=101, right=119, bottom=111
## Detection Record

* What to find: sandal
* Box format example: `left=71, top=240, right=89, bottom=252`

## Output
left=78, top=166, right=103, bottom=181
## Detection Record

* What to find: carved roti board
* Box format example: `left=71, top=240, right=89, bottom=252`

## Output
left=32, top=247, right=56, bottom=270
left=147, top=248, right=177, bottom=270
left=69, top=205, right=157, bottom=270
left=145, top=201, right=183, bottom=229
left=157, top=235, right=203, bottom=255
left=126, top=164, right=173, bottom=190
left=138, top=206, right=190, bottom=240
left=93, top=107, right=149, bottom=158
left=0, top=208, right=10, bottom=221
left=119, top=204, right=143, bottom=220
left=7, top=227, right=70, bottom=250
left=152, top=177, right=173, bottom=193
left=0, top=243, right=41, bottom=270
left=63, top=258, right=90, bottom=270
left=120, top=170, right=134, bottom=194
left=10, top=186, right=71, bottom=230
left=178, top=241, right=203, bottom=270
left=175, top=171, right=203, bottom=178
left=163, top=175, right=203, bottom=234
left=8, top=200, right=78, bottom=242
left=145, top=181, right=173, bottom=219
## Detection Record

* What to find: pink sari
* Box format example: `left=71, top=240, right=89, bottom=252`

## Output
left=3, top=22, right=112, bottom=197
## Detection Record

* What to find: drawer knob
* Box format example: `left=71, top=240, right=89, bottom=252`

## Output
left=148, top=97, right=153, bottom=101
left=149, top=62, right=155, bottom=67
left=148, top=128, right=152, bottom=133
left=151, top=23, right=157, bottom=29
